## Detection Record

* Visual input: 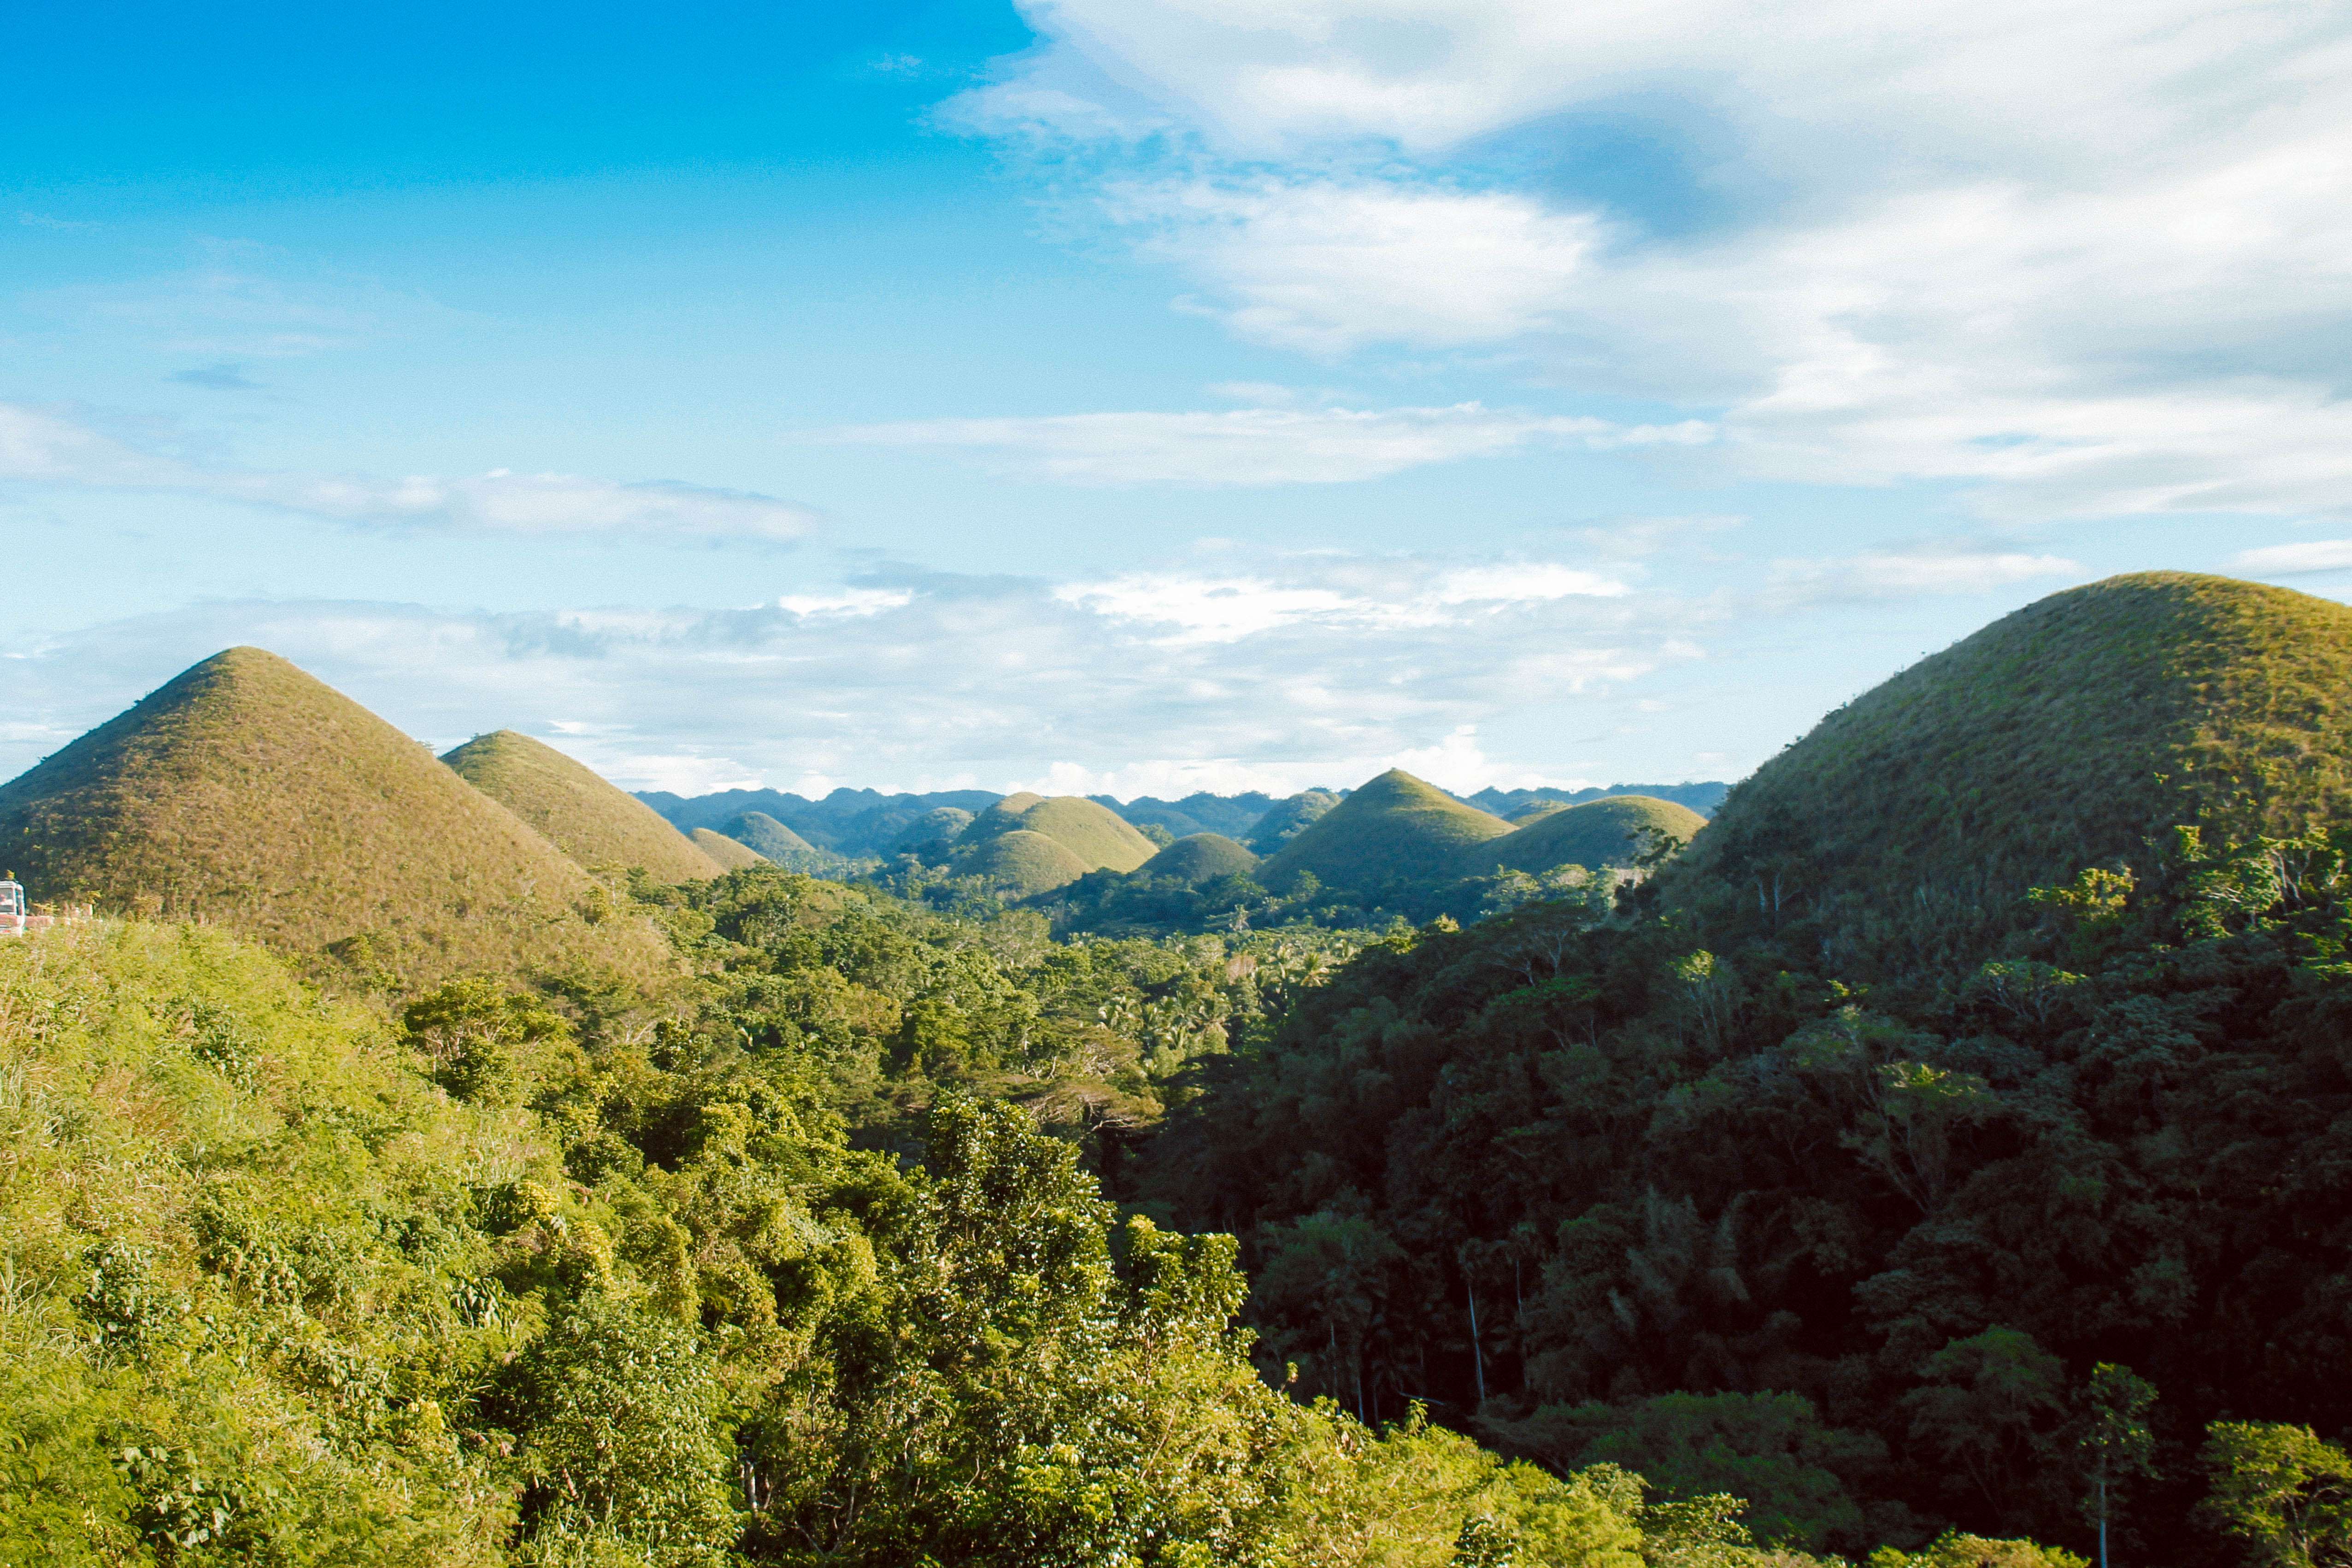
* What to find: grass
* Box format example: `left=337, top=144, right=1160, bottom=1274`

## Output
left=691, top=828, right=767, bottom=870
left=442, top=729, right=720, bottom=884
left=958, top=796, right=1156, bottom=873
left=1243, top=790, right=1341, bottom=853
left=1667, top=571, right=2352, bottom=977
left=0, top=648, right=679, bottom=996
left=1140, top=833, right=1260, bottom=884
left=722, top=811, right=817, bottom=858
left=894, top=807, right=973, bottom=851
left=1470, top=796, right=1707, bottom=875
left=964, top=829, right=1092, bottom=895
left=1258, top=770, right=1511, bottom=893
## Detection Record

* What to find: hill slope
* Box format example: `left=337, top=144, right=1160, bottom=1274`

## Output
left=1258, top=770, right=1511, bottom=893
left=722, top=811, right=817, bottom=859
left=958, top=795, right=1156, bottom=873
left=442, top=729, right=720, bottom=883
left=0, top=649, right=676, bottom=990
left=1667, top=571, right=2352, bottom=975
left=1139, top=833, right=1259, bottom=885
left=963, top=828, right=1091, bottom=895
left=691, top=828, right=767, bottom=870
left=1472, top=796, right=1708, bottom=875
left=1244, top=790, right=1341, bottom=853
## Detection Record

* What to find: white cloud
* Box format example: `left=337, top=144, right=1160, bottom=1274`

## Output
left=0, top=553, right=1685, bottom=792
left=776, top=588, right=917, bottom=617
left=827, top=398, right=1710, bottom=485
left=1056, top=559, right=1631, bottom=644
left=0, top=401, right=817, bottom=540
left=970, top=0, right=2352, bottom=520
left=1767, top=545, right=2082, bottom=604
left=2231, top=539, right=2352, bottom=575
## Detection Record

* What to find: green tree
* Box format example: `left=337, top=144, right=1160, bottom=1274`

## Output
left=2071, top=1365, right=2156, bottom=1568
left=2199, top=1422, right=2352, bottom=1568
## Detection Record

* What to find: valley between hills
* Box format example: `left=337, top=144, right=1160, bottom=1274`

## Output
left=8, top=571, right=2352, bottom=1567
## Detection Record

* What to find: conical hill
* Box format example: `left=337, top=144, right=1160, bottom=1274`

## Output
left=1258, top=769, right=1510, bottom=893
left=964, top=829, right=1090, bottom=895
left=1140, top=833, right=1258, bottom=885
left=721, top=811, right=817, bottom=860
left=0, top=649, right=677, bottom=992
left=1667, top=572, right=2352, bottom=977
left=691, top=828, right=767, bottom=870
left=1469, top=796, right=1707, bottom=875
left=1243, top=789, right=1340, bottom=853
left=958, top=795, right=1155, bottom=873
left=442, top=729, right=720, bottom=884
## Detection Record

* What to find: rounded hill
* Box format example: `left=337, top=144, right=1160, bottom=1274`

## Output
left=721, top=811, right=817, bottom=860
left=1667, top=572, right=2352, bottom=976
left=1140, top=833, right=1259, bottom=885
left=1258, top=770, right=1511, bottom=894
left=963, top=828, right=1090, bottom=896
left=0, top=649, right=677, bottom=991
left=1244, top=789, right=1341, bottom=853
left=691, top=828, right=767, bottom=870
left=894, top=806, right=973, bottom=853
left=958, top=795, right=1155, bottom=873
left=1471, top=796, right=1707, bottom=875
left=442, top=729, right=719, bottom=884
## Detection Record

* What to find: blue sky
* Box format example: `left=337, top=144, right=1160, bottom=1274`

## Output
left=6, top=0, right=2349, bottom=799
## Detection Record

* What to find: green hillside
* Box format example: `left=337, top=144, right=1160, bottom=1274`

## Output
left=1242, top=789, right=1340, bottom=853
left=956, top=794, right=1156, bottom=874
left=1139, top=832, right=1259, bottom=884
left=962, top=828, right=1091, bottom=895
left=1507, top=799, right=1574, bottom=824
left=0, top=648, right=676, bottom=992
left=959, top=792, right=1046, bottom=844
left=894, top=805, right=973, bottom=852
left=721, top=810, right=816, bottom=858
left=1470, top=794, right=1707, bottom=875
left=1257, top=769, right=1511, bottom=893
left=441, top=728, right=720, bottom=883
left=1666, top=571, right=2352, bottom=976
left=690, top=827, right=767, bottom=870
left=1011, top=797, right=1157, bottom=872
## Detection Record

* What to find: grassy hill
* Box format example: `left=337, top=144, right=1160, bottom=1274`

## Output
left=1139, top=832, right=1259, bottom=884
left=721, top=810, right=816, bottom=858
left=1506, top=800, right=1574, bottom=824
left=1242, top=790, right=1341, bottom=853
left=962, top=828, right=1091, bottom=895
left=1471, top=795, right=1708, bottom=875
left=691, top=828, right=767, bottom=870
left=957, top=795, right=1155, bottom=873
left=0, top=648, right=677, bottom=992
left=1257, top=770, right=1511, bottom=893
left=894, top=806, right=973, bottom=854
left=1666, top=571, right=2352, bottom=976
left=441, top=729, right=720, bottom=884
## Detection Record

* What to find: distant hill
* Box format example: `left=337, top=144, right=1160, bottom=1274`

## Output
left=893, top=806, right=973, bottom=855
left=958, top=795, right=1155, bottom=874
left=1469, top=781, right=1729, bottom=818
left=1098, top=791, right=1279, bottom=840
left=1668, top=571, right=2352, bottom=977
left=1243, top=790, right=1342, bottom=854
left=721, top=811, right=814, bottom=856
left=441, top=729, right=720, bottom=884
left=963, top=828, right=1090, bottom=895
left=636, top=786, right=1003, bottom=858
left=1470, top=795, right=1708, bottom=875
left=1258, top=770, right=1511, bottom=894
left=0, top=648, right=677, bottom=992
left=691, top=828, right=767, bottom=870
left=1139, top=833, right=1258, bottom=885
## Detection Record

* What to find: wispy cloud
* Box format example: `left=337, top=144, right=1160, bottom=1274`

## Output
left=169, top=363, right=263, bottom=392
left=2232, top=539, right=2352, bottom=575
left=0, top=401, right=818, bottom=540
left=825, top=398, right=1710, bottom=485
left=0, top=553, right=1687, bottom=793
left=959, top=0, right=2352, bottom=521
left=1766, top=544, right=2083, bottom=605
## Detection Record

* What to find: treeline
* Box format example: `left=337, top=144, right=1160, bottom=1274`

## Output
left=1141, top=825, right=2352, bottom=1564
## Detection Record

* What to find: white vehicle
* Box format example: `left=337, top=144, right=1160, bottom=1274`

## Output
left=0, top=875, right=24, bottom=939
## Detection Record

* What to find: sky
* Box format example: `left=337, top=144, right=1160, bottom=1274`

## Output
left=5, top=0, right=2349, bottom=801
